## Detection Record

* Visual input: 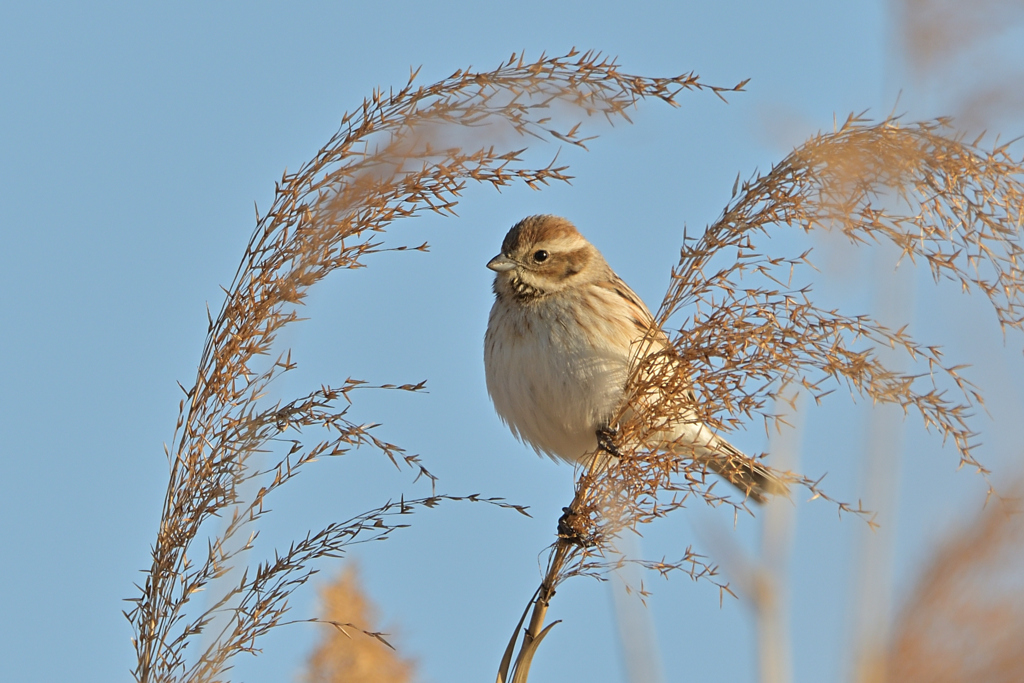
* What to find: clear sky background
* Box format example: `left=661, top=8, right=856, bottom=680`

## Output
left=3, top=2, right=1024, bottom=683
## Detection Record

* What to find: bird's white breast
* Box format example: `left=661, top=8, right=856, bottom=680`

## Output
left=484, top=292, right=630, bottom=462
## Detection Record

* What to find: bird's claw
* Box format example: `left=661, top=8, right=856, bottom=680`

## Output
left=557, top=506, right=595, bottom=547
left=596, top=426, right=622, bottom=458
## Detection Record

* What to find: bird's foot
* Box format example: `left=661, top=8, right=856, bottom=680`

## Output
left=596, top=426, right=622, bottom=458
left=557, top=506, right=595, bottom=547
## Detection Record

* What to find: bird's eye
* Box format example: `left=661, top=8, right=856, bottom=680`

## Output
left=533, top=250, right=548, bottom=262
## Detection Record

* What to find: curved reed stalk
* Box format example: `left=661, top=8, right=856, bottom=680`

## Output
left=123, top=45, right=1024, bottom=683
left=501, top=115, right=1024, bottom=681
left=124, top=50, right=737, bottom=683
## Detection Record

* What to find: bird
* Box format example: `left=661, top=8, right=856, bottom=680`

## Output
left=483, top=214, right=786, bottom=503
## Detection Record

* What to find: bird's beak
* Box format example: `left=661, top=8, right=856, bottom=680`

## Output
left=486, top=254, right=517, bottom=272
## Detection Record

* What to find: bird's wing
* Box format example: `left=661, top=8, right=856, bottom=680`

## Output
left=598, top=274, right=788, bottom=502
left=595, top=273, right=697, bottom=400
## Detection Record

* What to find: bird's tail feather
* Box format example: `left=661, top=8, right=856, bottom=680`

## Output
left=690, top=437, right=788, bottom=504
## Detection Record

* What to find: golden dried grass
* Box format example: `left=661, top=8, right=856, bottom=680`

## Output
left=121, top=47, right=1024, bottom=683
left=502, top=115, right=1024, bottom=680
left=125, top=50, right=736, bottom=683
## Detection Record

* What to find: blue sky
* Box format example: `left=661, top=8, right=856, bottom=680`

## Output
left=3, top=2, right=1023, bottom=682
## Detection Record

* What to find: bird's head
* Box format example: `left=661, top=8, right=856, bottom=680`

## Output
left=487, top=215, right=604, bottom=300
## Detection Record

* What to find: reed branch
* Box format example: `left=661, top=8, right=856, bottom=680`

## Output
left=501, top=114, right=1023, bottom=681
left=126, top=49, right=738, bottom=683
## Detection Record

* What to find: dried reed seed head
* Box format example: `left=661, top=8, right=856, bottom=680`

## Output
left=131, top=47, right=1024, bottom=683
left=133, top=50, right=723, bottom=683
left=564, top=115, right=1024, bottom=563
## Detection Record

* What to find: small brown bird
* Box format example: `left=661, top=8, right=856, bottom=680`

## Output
left=483, top=215, right=786, bottom=502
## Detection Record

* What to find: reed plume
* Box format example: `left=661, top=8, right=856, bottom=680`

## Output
left=120, top=45, right=1024, bottom=683
left=124, top=50, right=736, bottom=683
left=500, top=115, right=1024, bottom=681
